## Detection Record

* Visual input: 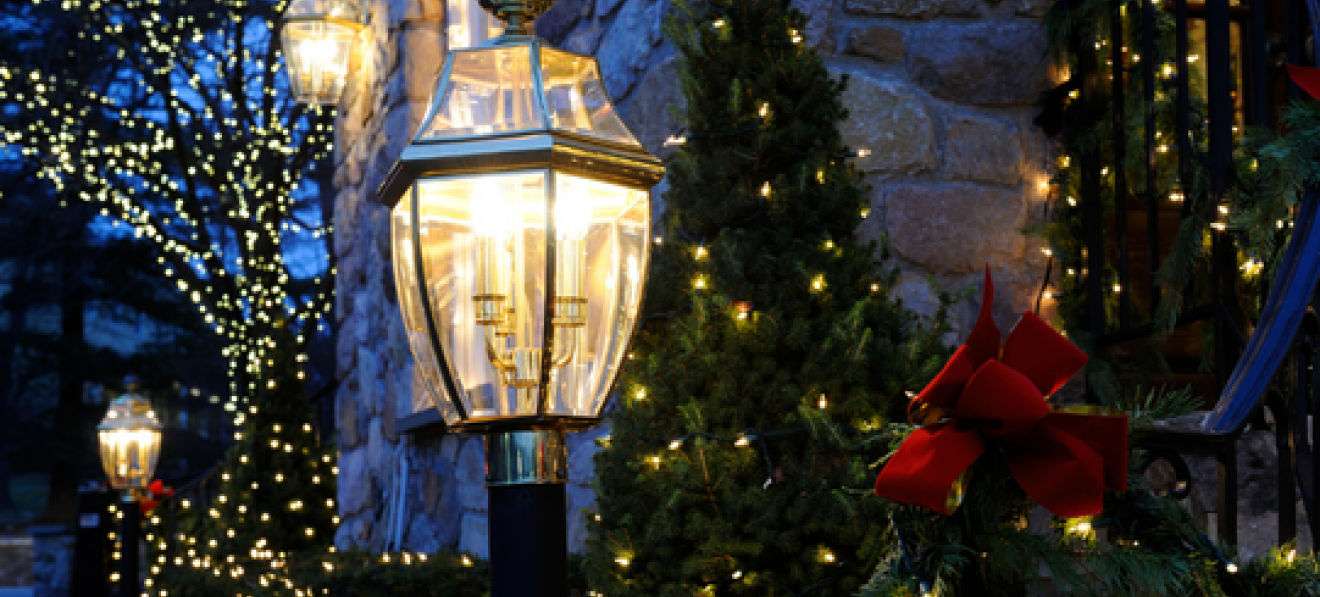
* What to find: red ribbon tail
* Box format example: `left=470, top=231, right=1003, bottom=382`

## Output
left=1004, top=424, right=1107, bottom=518
left=139, top=500, right=158, bottom=515
left=1288, top=64, right=1320, bottom=101
left=1044, top=411, right=1129, bottom=492
left=876, top=425, right=984, bottom=515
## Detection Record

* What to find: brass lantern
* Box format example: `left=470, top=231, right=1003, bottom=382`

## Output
left=97, top=378, right=163, bottom=497
left=280, top=0, right=365, bottom=105
left=378, top=28, right=663, bottom=437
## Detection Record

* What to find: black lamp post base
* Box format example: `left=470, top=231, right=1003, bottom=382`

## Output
left=489, top=483, right=568, bottom=597
left=117, top=495, right=140, bottom=597
left=485, top=429, right=569, bottom=597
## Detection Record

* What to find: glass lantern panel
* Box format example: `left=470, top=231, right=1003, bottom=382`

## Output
left=539, top=48, right=641, bottom=146
left=549, top=173, right=649, bottom=417
left=99, top=429, right=162, bottom=491
left=418, top=46, right=546, bottom=139
left=407, top=171, right=550, bottom=418
left=98, top=396, right=162, bottom=491
left=391, top=198, right=463, bottom=425
left=446, top=0, right=504, bottom=49
left=282, top=19, right=359, bottom=105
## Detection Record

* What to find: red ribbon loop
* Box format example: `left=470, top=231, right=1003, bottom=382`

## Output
left=875, top=267, right=1128, bottom=517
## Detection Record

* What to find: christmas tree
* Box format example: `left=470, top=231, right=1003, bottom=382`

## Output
left=581, top=0, right=951, bottom=594
left=155, top=319, right=337, bottom=595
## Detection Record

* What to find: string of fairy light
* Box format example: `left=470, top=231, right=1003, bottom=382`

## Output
left=0, top=0, right=336, bottom=421
left=0, top=0, right=344, bottom=594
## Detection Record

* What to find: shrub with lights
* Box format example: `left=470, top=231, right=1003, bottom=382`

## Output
left=151, top=321, right=337, bottom=595
left=580, top=0, right=953, bottom=594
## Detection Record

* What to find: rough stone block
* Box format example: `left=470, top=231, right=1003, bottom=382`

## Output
left=891, top=273, right=942, bottom=320
left=844, top=0, right=977, bottom=18
left=596, top=0, right=628, bottom=18
left=622, top=57, right=684, bottom=161
left=338, top=385, right=362, bottom=448
left=908, top=23, right=1048, bottom=105
left=535, top=0, right=582, bottom=44
left=564, top=24, right=605, bottom=55
left=846, top=25, right=905, bottom=63
left=366, top=418, right=396, bottom=475
left=565, top=483, right=597, bottom=553
left=459, top=512, right=490, bottom=558
left=568, top=436, right=601, bottom=483
left=597, top=0, right=660, bottom=100
left=456, top=436, right=489, bottom=511
left=404, top=516, right=444, bottom=554
left=339, top=448, right=375, bottom=516
left=335, top=313, right=361, bottom=381
left=886, top=184, right=1026, bottom=273
left=382, top=379, right=399, bottom=442
left=358, top=346, right=381, bottom=415
left=943, top=111, right=1022, bottom=185
left=791, top=0, right=835, bottom=54
left=1015, top=0, right=1049, bottom=17
left=334, top=516, right=373, bottom=550
left=832, top=69, right=936, bottom=176
left=401, top=22, right=444, bottom=101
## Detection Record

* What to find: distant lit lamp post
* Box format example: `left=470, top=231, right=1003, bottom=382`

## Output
left=280, top=0, right=365, bottom=105
left=377, top=1, right=663, bottom=594
left=97, top=375, right=162, bottom=597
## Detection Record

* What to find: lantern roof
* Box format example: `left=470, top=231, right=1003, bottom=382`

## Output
left=285, top=0, right=364, bottom=21
left=98, top=393, right=162, bottom=431
left=377, top=37, right=663, bottom=208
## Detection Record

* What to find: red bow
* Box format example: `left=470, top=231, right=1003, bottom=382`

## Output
left=140, top=479, right=174, bottom=514
left=874, top=268, right=1128, bottom=518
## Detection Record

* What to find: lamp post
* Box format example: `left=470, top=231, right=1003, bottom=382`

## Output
left=280, top=0, right=365, bottom=105
left=97, top=375, right=162, bottom=597
left=377, top=3, right=663, bottom=594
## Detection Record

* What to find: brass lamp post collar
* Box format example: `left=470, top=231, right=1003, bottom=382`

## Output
left=478, top=0, right=555, bottom=37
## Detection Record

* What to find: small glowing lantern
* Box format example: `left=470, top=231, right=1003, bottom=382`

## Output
left=280, top=0, right=365, bottom=105
left=97, top=377, right=162, bottom=497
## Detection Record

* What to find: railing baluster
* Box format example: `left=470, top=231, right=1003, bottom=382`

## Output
left=1175, top=0, right=1192, bottom=219
left=1216, top=447, right=1238, bottom=545
left=1249, top=0, right=1269, bottom=127
left=1143, top=0, right=1160, bottom=322
left=1114, top=0, right=1132, bottom=329
left=1081, top=4, right=1109, bottom=348
left=1207, top=0, right=1240, bottom=394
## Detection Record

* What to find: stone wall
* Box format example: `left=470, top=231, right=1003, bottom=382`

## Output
left=331, top=0, right=1055, bottom=553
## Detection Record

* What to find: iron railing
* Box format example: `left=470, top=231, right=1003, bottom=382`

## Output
left=1065, top=0, right=1320, bottom=547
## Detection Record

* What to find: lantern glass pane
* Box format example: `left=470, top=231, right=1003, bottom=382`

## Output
left=398, top=171, right=550, bottom=418
left=418, top=46, right=546, bottom=139
left=539, top=48, right=640, bottom=146
left=97, top=396, right=162, bottom=491
left=391, top=170, right=650, bottom=422
left=550, top=173, right=649, bottom=416
left=282, top=19, right=358, bottom=105
left=391, top=198, right=463, bottom=425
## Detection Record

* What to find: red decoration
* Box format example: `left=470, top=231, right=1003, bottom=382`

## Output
left=140, top=479, right=174, bottom=514
left=874, top=267, right=1128, bottom=518
left=1288, top=64, right=1320, bottom=101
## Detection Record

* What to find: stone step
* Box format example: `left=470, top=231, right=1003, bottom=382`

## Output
left=0, top=536, right=33, bottom=587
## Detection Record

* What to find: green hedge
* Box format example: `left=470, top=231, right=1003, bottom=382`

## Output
left=156, top=549, right=490, bottom=597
